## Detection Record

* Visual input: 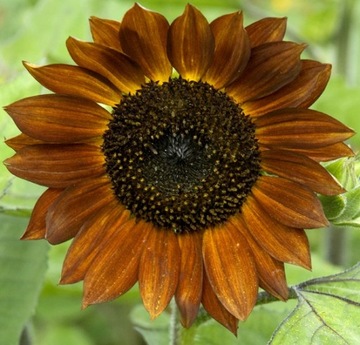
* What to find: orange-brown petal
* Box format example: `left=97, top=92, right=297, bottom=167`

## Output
left=89, top=17, right=122, bottom=51
left=175, top=232, right=203, bottom=328
left=202, top=11, right=250, bottom=89
left=261, top=149, right=344, bottom=195
left=45, top=177, right=115, bottom=244
left=202, top=271, right=239, bottom=335
left=203, top=224, right=258, bottom=321
left=5, top=134, right=44, bottom=151
left=246, top=17, right=287, bottom=47
left=82, top=218, right=152, bottom=306
left=167, top=4, right=214, bottom=81
left=66, top=37, right=144, bottom=94
left=242, top=60, right=331, bottom=117
left=290, top=142, right=354, bottom=162
left=119, top=3, right=171, bottom=81
left=138, top=229, right=180, bottom=319
left=24, top=62, right=121, bottom=106
left=232, top=217, right=289, bottom=300
left=4, top=144, right=104, bottom=188
left=227, top=42, right=304, bottom=103
left=21, top=188, right=63, bottom=240
left=61, top=201, right=128, bottom=284
left=237, top=196, right=311, bottom=269
left=4, top=94, right=110, bottom=142
left=252, top=175, right=328, bottom=228
left=297, top=62, right=332, bottom=108
left=255, top=108, right=355, bottom=149
left=252, top=253, right=288, bottom=301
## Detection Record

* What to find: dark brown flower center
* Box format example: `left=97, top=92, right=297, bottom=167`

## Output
left=102, top=78, right=260, bottom=233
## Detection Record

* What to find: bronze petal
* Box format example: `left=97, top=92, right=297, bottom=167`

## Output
left=89, top=17, right=122, bottom=51
left=233, top=217, right=289, bottom=300
left=261, top=149, right=344, bottom=195
left=60, top=201, right=128, bottom=284
left=4, top=94, right=110, bottom=142
left=290, top=142, right=354, bottom=162
left=203, top=224, right=258, bottom=321
left=66, top=37, right=144, bottom=94
left=139, top=229, right=180, bottom=318
left=255, top=108, right=355, bottom=148
left=168, top=4, right=214, bottom=80
left=45, top=177, right=115, bottom=244
left=246, top=17, right=287, bottom=47
left=21, top=188, right=62, bottom=240
left=227, top=42, right=304, bottom=103
left=243, top=60, right=331, bottom=117
left=4, top=144, right=104, bottom=188
left=238, top=197, right=311, bottom=269
left=202, top=272, right=239, bottom=335
left=24, top=62, right=121, bottom=106
left=175, top=232, right=203, bottom=328
left=203, top=11, right=250, bottom=89
left=119, top=3, right=171, bottom=81
left=252, top=176, right=328, bottom=228
left=82, top=219, right=151, bottom=306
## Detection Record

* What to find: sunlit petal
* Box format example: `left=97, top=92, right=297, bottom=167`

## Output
left=46, top=177, right=115, bottom=244
left=243, top=60, right=331, bottom=116
left=261, top=149, right=344, bottom=195
left=61, top=201, right=128, bottom=284
left=168, top=4, right=214, bottom=80
left=227, top=42, right=304, bottom=103
left=255, top=108, right=355, bottom=148
left=66, top=37, right=144, bottom=94
left=246, top=17, right=287, bottom=47
left=119, top=3, right=171, bottom=81
left=202, top=273, right=239, bottom=335
left=21, top=189, right=63, bottom=240
left=89, top=17, right=122, bottom=51
left=83, top=219, right=152, bottom=306
left=5, top=144, right=105, bottom=188
left=24, top=62, right=121, bottom=106
left=203, top=12, right=250, bottom=88
left=203, top=224, right=258, bottom=320
left=175, top=232, right=203, bottom=328
left=4, top=94, right=110, bottom=142
left=139, top=229, right=180, bottom=318
left=252, top=176, right=329, bottom=229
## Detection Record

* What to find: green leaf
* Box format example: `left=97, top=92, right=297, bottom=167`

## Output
left=188, top=303, right=294, bottom=345
left=270, top=262, right=360, bottom=345
left=0, top=215, right=49, bottom=345
left=37, top=325, right=93, bottom=345
left=320, top=156, right=360, bottom=227
left=130, top=304, right=170, bottom=345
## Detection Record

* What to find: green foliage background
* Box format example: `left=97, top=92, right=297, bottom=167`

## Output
left=0, top=0, right=359, bottom=344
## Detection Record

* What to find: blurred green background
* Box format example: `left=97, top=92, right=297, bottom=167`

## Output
left=0, top=0, right=359, bottom=344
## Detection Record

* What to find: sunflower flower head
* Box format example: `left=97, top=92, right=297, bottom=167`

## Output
left=4, top=3, right=354, bottom=334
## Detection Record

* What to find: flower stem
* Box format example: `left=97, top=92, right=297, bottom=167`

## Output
left=256, top=287, right=298, bottom=306
left=169, top=298, right=179, bottom=345
left=178, top=287, right=299, bottom=332
left=325, top=224, right=349, bottom=265
left=335, top=0, right=356, bottom=81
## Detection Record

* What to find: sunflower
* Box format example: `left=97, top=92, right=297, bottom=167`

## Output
left=4, top=4, right=354, bottom=334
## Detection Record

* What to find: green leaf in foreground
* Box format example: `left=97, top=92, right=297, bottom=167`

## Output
left=0, top=215, right=49, bottom=345
left=270, top=262, right=360, bottom=345
left=130, top=304, right=170, bottom=345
